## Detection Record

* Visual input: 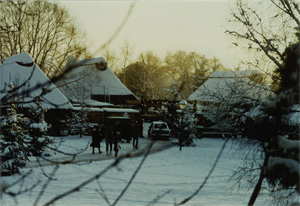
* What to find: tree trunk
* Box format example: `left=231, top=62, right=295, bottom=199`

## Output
left=179, top=139, right=182, bottom=151
left=248, top=155, right=269, bottom=206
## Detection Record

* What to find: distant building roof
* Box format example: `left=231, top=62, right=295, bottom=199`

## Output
left=0, top=52, right=73, bottom=109
left=103, top=108, right=139, bottom=114
left=70, top=99, right=113, bottom=107
left=58, top=57, right=138, bottom=105
left=209, top=70, right=262, bottom=78
left=188, top=70, right=272, bottom=104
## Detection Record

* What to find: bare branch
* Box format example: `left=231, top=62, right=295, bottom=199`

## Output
left=33, top=165, right=59, bottom=206
left=93, top=2, right=136, bottom=55
left=41, top=142, right=167, bottom=206
left=175, top=139, right=229, bottom=205
left=112, top=142, right=154, bottom=206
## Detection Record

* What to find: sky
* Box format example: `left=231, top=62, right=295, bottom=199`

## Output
left=59, top=1, right=239, bottom=69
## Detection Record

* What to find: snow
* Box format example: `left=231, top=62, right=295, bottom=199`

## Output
left=103, top=108, right=140, bottom=114
left=283, top=104, right=300, bottom=126
left=1, top=132, right=274, bottom=206
left=71, top=99, right=113, bottom=107
left=91, top=68, right=133, bottom=96
left=246, top=104, right=300, bottom=126
left=277, top=135, right=300, bottom=153
left=152, top=121, right=167, bottom=124
left=29, top=122, right=49, bottom=131
left=76, top=57, right=106, bottom=65
left=73, top=107, right=104, bottom=112
left=3, top=52, right=33, bottom=65
left=1, top=53, right=73, bottom=109
left=267, top=156, right=300, bottom=178
left=241, top=105, right=266, bottom=123
left=209, top=70, right=262, bottom=78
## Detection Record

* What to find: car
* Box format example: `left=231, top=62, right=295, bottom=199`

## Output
left=144, top=107, right=163, bottom=122
left=148, top=121, right=171, bottom=140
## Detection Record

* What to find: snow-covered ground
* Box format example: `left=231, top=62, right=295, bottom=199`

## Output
left=2, top=124, right=273, bottom=206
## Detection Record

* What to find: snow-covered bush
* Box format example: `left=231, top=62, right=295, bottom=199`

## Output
left=202, top=103, right=245, bottom=131
left=0, top=83, right=31, bottom=175
left=173, top=102, right=198, bottom=149
left=66, top=106, right=89, bottom=137
left=180, top=105, right=198, bottom=139
left=262, top=41, right=300, bottom=195
left=1, top=83, right=54, bottom=175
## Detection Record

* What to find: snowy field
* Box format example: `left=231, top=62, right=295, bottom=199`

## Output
left=2, top=125, right=274, bottom=206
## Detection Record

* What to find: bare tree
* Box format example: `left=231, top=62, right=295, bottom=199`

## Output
left=103, top=47, right=117, bottom=71
left=226, top=0, right=300, bottom=87
left=225, top=1, right=300, bottom=205
left=164, top=51, right=226, bottom=99
left=0, top=1, right=89, bottom=77
left=137, top=51, right=170, bottom=99
left=119, top=40, right=135, bottom=84
left=118, top=50, right=171, bottom=100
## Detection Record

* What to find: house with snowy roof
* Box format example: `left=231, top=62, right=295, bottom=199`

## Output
left=188, top=70, right=271, bottom=107
left=0, top=52, right=74, bottom=135
left=187, top=70, right=273, bottom=132
left=0, top=52, right=73, bottom=109
left=58, top=57, right=138, bottom=106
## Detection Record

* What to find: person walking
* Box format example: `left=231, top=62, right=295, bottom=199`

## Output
left=132, top=123, right=139, bottom=150
left=91, top=125, right=102, bottom=154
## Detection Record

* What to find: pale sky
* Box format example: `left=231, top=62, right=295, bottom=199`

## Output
left=59, top=1, right=239, bottom=69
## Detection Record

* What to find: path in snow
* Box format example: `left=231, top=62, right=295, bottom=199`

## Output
left=26, top=136, right=173, bottom=168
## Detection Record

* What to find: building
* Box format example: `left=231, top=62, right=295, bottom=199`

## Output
left=58, top=57, right=138, bottom=105
left=188, top=70, right=271, bottom=109
left=0, top=52, right=74, bottom=135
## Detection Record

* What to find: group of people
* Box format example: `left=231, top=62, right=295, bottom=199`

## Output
left=91, top=123, right=139, bottom=157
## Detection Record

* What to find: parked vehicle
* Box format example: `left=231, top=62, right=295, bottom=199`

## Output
left=148, top=121, right=171, bottom=140
left=144, top=107, right=163, bottom=122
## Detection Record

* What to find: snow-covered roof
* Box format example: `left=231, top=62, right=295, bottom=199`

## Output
left=209, top=70, right=262, bottom=78
left=58, top=57, right=137, bottom=103
left=188, top=71, right=271, bottom=103
left=70, top=99, right=113, bottom=107
left=152, top=121, right=168, bottom=124
left=72, top=107, right=103, bottom=112
left=103, top=108, right=139, bottom=114
left=0, top=53, right=73, bottom=109
left=283, top=104, right=300, bottom=126
left=76, top=57, right=106, bottom=65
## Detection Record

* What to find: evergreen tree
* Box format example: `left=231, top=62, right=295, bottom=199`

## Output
left=77, top=106, right=89, bottom=138
left=263, top=41, right=300, bottom=194
left=164, top=101, right=197, bottom=150
left=247, top=41, right=300, bottom=205
left=66, top=104, right=89, bottom=138
left=0, top=83, right=30, bottom=175
left=27, top=97, right=52, bottom=156
left=178, top=103, right=198, bottom=150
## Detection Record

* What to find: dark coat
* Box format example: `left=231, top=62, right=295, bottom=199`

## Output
left=121, top=122, right=132, bottom=140
left=91, top=129, right=102, bottom=148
